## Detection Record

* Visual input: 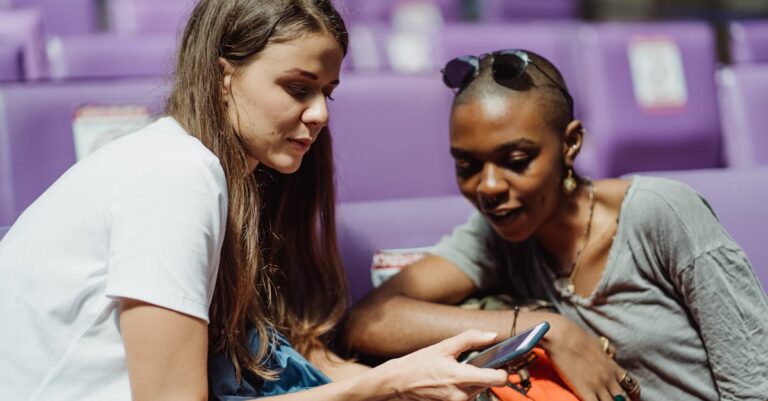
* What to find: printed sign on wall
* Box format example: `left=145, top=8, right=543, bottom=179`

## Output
left=627, top=37, right=688, bottom=111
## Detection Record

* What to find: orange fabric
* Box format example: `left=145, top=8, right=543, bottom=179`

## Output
left=489, top=348, right=579, bottom=401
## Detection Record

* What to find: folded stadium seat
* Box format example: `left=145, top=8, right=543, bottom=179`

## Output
left=328, top=72, right=457, bottom=203
left=0, top=42, right=21, bottom=82
left=336, top=195, right=474, bottom=303
left=729, top=20, right=768, bottom=64
left=346, top=22, right=443, bottom=74
left=106, top=0, right=194, bottom=34
left=46, top=34, right=177, bottom=80
left=0, top=8, right=47, bottom=80
left=716, top=65, right=768, bottom=168
left=574, top=22, right=723, bottom=178
left=5, top=0, right=98, bottom=34
left=0, top=78, right=168, bottom=226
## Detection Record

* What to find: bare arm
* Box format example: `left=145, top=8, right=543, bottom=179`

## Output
left=346, top=255, right=558, bottom=356
left=120, top=299, right=209, bottom=401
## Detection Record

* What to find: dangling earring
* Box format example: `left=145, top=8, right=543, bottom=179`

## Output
left=563, top=168, right=577, bottom=194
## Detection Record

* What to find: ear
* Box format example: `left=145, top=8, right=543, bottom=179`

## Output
left=562, top=119, right=584, bottom=168
left=218, top=57, right=235, bottom=97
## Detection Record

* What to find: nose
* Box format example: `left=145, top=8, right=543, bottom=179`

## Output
left=302, top=93, right=329, bottom=135
left=476, top=163, right=508, bottom=209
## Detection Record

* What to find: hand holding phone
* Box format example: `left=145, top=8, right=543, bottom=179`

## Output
left=461, top=321, right=550, bottom=369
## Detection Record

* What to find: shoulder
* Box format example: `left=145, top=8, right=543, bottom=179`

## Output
left=620, top=175, right=733, bottom=262
left=624, top=176, right=712, bottom=222
left=112, top=117, right=226, bottom=191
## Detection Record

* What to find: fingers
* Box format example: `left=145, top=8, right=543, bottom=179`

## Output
left=617, top=371, right=641, bottom=401
left=437, top=329, right=499, bottom=356
left=452, top=364, right=509, bottom=388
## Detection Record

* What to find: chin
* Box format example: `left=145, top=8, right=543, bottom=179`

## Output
left=491, top=224, right=534, bottom=243
left=265, top=157, right=303, bottom=175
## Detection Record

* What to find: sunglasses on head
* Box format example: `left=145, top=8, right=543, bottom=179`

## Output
left=441, top=49, right=574, bottom=118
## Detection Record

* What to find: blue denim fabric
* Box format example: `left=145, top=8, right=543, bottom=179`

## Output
left=209, top=329, right=331, bottom=401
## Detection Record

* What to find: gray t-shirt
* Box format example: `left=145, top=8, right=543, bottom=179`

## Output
left=432, top=176, right=768, bottom=401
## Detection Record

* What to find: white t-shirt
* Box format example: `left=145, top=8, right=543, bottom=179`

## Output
left=0, top=117, right=228, bottom=400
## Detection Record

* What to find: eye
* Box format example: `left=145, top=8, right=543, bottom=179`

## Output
left=323, top=89, right=336, bottom=101
left=504, top=153, right=532, bottom=172
left=454, top=159, right=481, bottom=179
left=285, top=83, right=309, bottom=99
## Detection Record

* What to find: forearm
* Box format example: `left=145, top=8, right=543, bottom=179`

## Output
left=346, top=293, right=559, bottom=357
left=254, top=369, right=383, bottom=401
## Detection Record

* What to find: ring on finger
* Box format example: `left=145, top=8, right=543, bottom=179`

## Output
left=612, top=395, right=627, bottom=401
left=619, top=372, right=640, bottom=395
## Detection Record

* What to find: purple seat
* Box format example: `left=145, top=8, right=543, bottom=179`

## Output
left=0, top=8, right=47, bottom=80
left=0, top=42, right=21, bottom=82
left=716, top=65, right=768, bottom=168
left=730, top=20, right=768, bottom=64
left=649, top=167, right=768, bottom=290
left=502, top=0, right=580, bottom=19
left=46, top=34, right=177, bottom=80
left=107, top=0, right=194, bottom=34
left=7, top=0, right=98, bottom=34
left=337, top=195, right=474, bottom=303
left=0, top=226, right=7, bottom=240
left=0, top=78, right=168, bottom=226
left=328, top=72, right=457, bottom=202
left=574, top=22, right=723, bottom=178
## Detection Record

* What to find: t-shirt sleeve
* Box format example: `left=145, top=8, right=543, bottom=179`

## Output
left=637, top=179, right=768, bottom=400
left=104, top=150, right=228, bottom=323
left=430, top=211, right=499, bottom=289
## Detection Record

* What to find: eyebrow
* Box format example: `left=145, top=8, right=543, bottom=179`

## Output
left=286, top=68, right=340, bottom=86
left=450, top=138, right=538, bottom=157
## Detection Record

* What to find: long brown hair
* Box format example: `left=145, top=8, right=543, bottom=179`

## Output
left=166, top=0, right=348, bottom=380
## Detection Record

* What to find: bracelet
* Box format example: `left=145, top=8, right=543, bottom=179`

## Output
left=510, top=305, right=520, bottom=338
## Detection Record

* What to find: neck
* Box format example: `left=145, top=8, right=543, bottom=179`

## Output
left=533, top=181, right=595, bottom=274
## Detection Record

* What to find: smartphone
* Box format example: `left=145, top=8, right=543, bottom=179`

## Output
left=461, top=321, right=550, bottom=369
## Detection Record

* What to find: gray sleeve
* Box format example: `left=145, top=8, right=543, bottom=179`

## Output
left=676, top=248, right=768, bottom=401
left=430, top=211, right=499, bottom=289
left=638, top=178, right=768, bottom=400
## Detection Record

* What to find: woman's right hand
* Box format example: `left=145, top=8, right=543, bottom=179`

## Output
left=543, top=315, right=639, bottom=401
left=374, top=330, right=508, bottom=401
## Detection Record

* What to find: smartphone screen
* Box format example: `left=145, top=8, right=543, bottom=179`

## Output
left=463, top=321, right=550, bottom=369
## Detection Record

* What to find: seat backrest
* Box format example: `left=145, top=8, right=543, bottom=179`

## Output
left=716, top=65, right=768, bottom=168
left=575, top=22, right=723, bottom=178
left=0, top=8, right=46, bottom=80
left=0, top=78, right=168, bottom=226
left=107, top=0, right=194, bottom=34
left=337, top=195, right=474, bottom=303
left=7, top=0, right=98, bottom=34
left=650, top=167, right=768, bottom=290
left=0, top=42, right=21, bottom=82
left=730, top=20, right=768, bottom=64
left=46, top=33, right=177, bottom=80
left=329, top=72, right=457, bottom=202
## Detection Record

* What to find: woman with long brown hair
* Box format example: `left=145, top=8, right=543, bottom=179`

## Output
left=0, top=1, right=509, bottom=400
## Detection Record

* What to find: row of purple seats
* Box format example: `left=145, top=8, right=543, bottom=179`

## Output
left=0, top=78, right=168, bottom=226
left=337, top=167, right=768, bottom=303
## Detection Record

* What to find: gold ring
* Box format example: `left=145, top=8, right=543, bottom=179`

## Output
left=619, top=372, right=640, bottom=396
